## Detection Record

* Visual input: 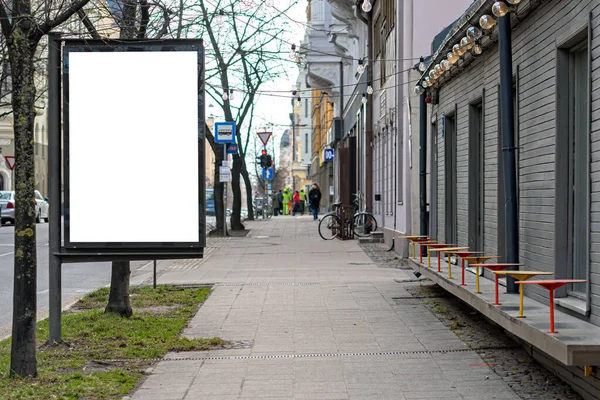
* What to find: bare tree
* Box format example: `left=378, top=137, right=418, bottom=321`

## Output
left=190, top=0, right=295, bottom=231
left=0, top=0, right=93, bottom=377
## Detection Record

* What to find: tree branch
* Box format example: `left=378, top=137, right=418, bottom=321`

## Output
left=0, top=2, right=11, bottom=39
left=138, top=0, right=150, bottom=38
left=150, top=1, right=171, bottom=39
left=38, top=0, right=92, bottom=38
left=76, top=8, right=100, bottom=39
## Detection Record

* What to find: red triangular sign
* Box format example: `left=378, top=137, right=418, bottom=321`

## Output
left=257, top=132, right=272, bottom=146
left=5, top=156, right=15, bottom=170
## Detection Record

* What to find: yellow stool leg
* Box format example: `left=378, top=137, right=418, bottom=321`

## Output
left=475, top=266, right=481, bottom=294
left=411, top=242, right=415, bottom=259
left=447, top=254, right=453, bottom=279
left=428, top=249, right=431, bottom=268
left=517, top=285, right=525, bottom=318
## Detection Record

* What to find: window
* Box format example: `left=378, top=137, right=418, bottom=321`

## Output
left=374, top=14, right=382, bottom=58
left=304, top=134, right=308, bottom=154
left=34, top=124, right=39, bottom=156
left=556, top=33, right=590, bottom=298
left=568, top=42, right=589, bottom=295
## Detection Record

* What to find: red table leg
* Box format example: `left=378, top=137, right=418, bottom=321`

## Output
left=494, top=274, right=500, bottom=305
left=549, top=290, right=555, bottom=333
left=420, top=245, right=423, bottom=263
left=461, top=260, right=466, bottom=286
left=437, top=253, right=441, bottom=272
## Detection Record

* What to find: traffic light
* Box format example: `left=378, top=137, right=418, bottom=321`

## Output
left=257, top=149, right=271, bottom=168
left=258, top=149, right=267, bottom=168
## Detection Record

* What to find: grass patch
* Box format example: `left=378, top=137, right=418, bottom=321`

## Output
left=0, top=285, right=223, bottom=399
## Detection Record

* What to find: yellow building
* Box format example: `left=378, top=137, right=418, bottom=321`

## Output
left=205, top=118, right=216, bottom=189
left=310, top=88, right=334, bottom=210
left=289, top=82, right=310, bottom=192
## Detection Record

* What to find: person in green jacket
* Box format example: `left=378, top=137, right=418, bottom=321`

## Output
left=299, top=188, right=306, bottom=215
left=282, top=188, right=291, bottom=215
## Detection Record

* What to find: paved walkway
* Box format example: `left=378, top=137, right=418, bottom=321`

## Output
left=131, top=216, right=520, bottom=400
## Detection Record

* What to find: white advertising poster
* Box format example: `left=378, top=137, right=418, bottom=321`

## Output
left=67, top=50, right=200, bottom=243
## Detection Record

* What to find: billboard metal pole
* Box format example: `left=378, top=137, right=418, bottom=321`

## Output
left=48, top=33, right=63, bottom=343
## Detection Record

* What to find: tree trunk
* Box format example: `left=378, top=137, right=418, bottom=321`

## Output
left=230, top=155, right=244, bottom=230
left=105, top=261, right=132, bottom=317
left=241, top=163, right=254, bottom=221
left=9, top=29, right=40, bottom=378
left=105, top=0, right=138, bottom=318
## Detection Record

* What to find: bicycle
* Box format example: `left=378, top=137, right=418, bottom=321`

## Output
left=318, top=202, right=343, bottom=240
left=352, top=192, right=378, bottom=237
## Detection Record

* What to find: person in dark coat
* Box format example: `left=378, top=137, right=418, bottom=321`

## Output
left=272, top=192, right=281, bottom=216
left=276, top=190, right=284, bottom=215
left=308, top=183, right=322, bottom=220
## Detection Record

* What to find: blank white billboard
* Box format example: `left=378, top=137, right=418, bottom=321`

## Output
left=67, top=51, right=200, bottom=243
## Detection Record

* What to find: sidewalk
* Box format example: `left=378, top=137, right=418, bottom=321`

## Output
left=131, top=216, right=520, bottom=400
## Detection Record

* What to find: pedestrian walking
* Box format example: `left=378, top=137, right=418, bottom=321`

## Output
left=272, top=191, right=281, bottom=216
left=299, top=188, right=306, bottom=215
left=292, top=190, right=300, bottom=216
left=308, top=183, right=322, bottom=220
left=276, top=190, right=283, bottom=215
left=282, top=188, right=291, bottom=216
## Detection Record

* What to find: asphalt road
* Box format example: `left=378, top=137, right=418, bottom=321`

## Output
left=0, top=222, right=151, bottom=333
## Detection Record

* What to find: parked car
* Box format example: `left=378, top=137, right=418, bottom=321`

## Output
left=0, top=190, right=49, bottom=225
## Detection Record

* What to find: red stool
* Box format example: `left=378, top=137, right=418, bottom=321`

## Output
left=516, top=279, right=586, bottom=333
left=427, top=244, right=456, bottom=272
left=454, top=251, right=485, bottom=286
left=471, top=263, right=523, bottom=305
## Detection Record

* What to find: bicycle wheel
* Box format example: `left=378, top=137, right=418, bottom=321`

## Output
left=319, top=214, right=340, bottom=240
left=353, top=213, right=378, bottom=237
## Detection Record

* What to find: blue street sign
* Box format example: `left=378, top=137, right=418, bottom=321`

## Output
left=226, top=143, right=238, bottom=154
left=323, top=148, right=334, bottom=162
left=267, top=182, right=272, bottom=190
left=214, top=122, right=236, bottom=143
left=262, top=168, right=274, bottom=180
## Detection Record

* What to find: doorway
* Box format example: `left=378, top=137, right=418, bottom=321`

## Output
left=444, top=113, right=457, bottom=244
left=468, top=102, right=484, bottom=251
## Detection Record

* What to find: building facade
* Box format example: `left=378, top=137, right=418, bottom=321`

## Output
left=412, top=0, right=600, bottom=396
left=302, top=0, right=472, bottom=238
left=289, top=76, right=311, bottom=193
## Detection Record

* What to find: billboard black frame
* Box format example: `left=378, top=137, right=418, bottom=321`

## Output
left=58, top=38, right=206, bottom=260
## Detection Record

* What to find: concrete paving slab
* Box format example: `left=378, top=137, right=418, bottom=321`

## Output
left=129, top=217, right=520, bottom=400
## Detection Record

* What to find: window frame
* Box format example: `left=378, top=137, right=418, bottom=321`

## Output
left=554, top=25, right=591, bottom=312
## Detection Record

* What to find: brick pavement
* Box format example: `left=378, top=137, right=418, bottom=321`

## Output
left=130, top=216, right=520, bottom=400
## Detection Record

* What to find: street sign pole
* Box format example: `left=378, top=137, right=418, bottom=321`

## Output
left=223, top=144, right=227, bottom=237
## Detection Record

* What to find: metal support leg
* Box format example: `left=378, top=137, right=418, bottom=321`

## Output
left=48, top=34, right=63, bottom=343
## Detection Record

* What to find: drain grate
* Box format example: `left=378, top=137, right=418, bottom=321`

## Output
left=215, top=282, right=325, bottom=287
left=99, top=346, right=515, bottom=364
